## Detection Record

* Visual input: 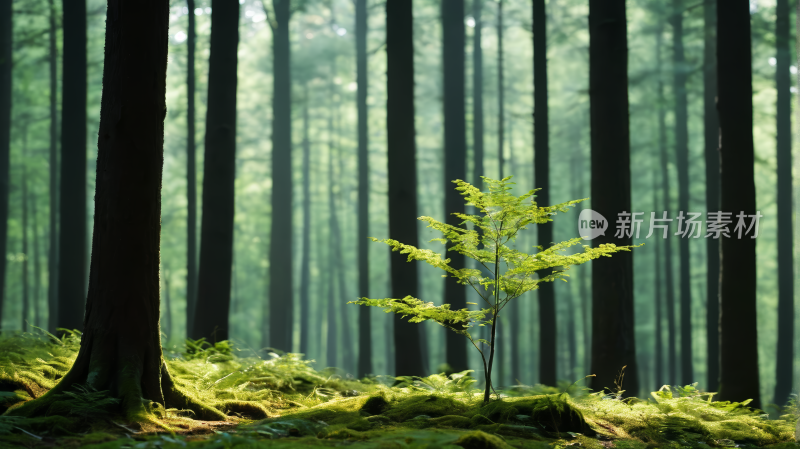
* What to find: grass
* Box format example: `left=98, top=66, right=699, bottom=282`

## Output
left=0, top=329, right=796, bottom=448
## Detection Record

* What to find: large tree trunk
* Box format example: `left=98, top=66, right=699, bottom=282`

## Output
left=386, top=0, right=426, bottom=377
left=0, top=0, right=9, bottom=330
left=186, top=0, right=198, bottom=338
left=58, top=0, right=88, bottom=333
left=533, top=0, right=555, bottom=387
left=656, top=19, right=677, bottom=386
left=267, top=0, right=294, bottom=351
left=670, top=0, right=693, bottom=386
left=193, top=0, right=239, bottom=343
left=47, top=0, right=59, bottom=334
left=703, top=0, right=720, bottom=394
left=9, top=0, right=224, bottom=421
left=773, top=0, right=793, bottom=407
left=442, top=0, right=468, bottom=374
left=355, top=0, right=371, bottom=378
left=716, top=0, right=760, bottom=409
left=299, top=84, right=311, bottom=356
left=588, top=0, right=638, bottom=395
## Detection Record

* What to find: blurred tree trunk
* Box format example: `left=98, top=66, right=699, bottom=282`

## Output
left=267, top=0, right=294, bottom=351
left=588, top=0, right=638, bottom=395
left=32, top=180, right=41, bottom=328
left=703, top=0, right=720, bottom=394
left=58, top=0, right=88, bottom=333
left=48, top=0, right=59, bottom=334
left=442, top=0, right=468, bottom=374
left=652, top=160, right=664, bottom=389
left=186, top=0, right=198, bottom=338
left=7, top=0, right=225, bottom=421
left=773, top=0, right=793, bottom=407
left=716, top=0, right=760, bottom=410
left=300, top=84, right=311, bottom=356
left=356, top=0, right=372, bottom=378
left=472, top=0, right=483, bottom=189
left=670, top=0, right=693, bottom=386
left=0, top=0, right=8, bottom=330
left=194, top=0, right=239, bottom=342
left=656, top=19, right=677, bottom=386
left=22, top=123, right=29, bottom=332
left=386, top=0, right=426, bottom=377
left=533, top=0, right=555, bottom=387
left=497, top=0, right=503, bottom=178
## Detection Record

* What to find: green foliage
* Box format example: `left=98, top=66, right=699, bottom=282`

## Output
left=46, top=384, right=120, bottom=420
left=350, top=177, right=639, bottom=401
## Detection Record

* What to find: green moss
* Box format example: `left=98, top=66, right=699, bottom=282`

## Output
left=454, top=430, right=513, bottom=449
left=383, top=394, right=471, bottom=422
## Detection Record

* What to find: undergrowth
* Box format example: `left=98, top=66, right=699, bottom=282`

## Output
left=0, top=329, right=796, bottom=448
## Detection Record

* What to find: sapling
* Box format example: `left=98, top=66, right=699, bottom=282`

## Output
left=350, top=176, right=639, bottom=403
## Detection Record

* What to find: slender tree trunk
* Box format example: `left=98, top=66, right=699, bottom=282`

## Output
left=8, top=0, right=225, bottom=421
left=193, top=0, right=239, bottom=342
left=48, top=0, right=59, bottom=334
left=533, top=0, right=555, bottom=387
left=355, top=0, right=372, bottom=378
left=653, top=165, right=664, bottom=389
left=716, top=0, right=760, bottom=409
left=497, top=0, right=503, bottom=179
left=656, top=20, right=678, bottom=386
left=32, top=180, right=41, bottom=328
left=299, top=84, right=311, bottom=356
left=472, top=0, right=484, bottom=189
left=58, top=0, right=88, bottom=333
left=442, top=0, right=468, bottom=374
left=773, top=0, right=794, bottom=407
left=22, top=124, right=29, bottom=332
left=670, top=0, right=693, bottom=385
left=588, top=0, right=638, bottom=395
left=703, top=0, right=720, bottom=394
left=0, top=0, right=9, bottom=330
left=268, top=0, right=294, bottom=351
left=186, top=0, right=198, bottom=338
left=326, top=260, right=337, bottom=367
left=386, top=0, right=426, bottom=377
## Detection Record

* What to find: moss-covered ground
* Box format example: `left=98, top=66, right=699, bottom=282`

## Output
left=0, top=330, right=796, bottom=448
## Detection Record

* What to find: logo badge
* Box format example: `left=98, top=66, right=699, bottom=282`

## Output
left=578, top=209, right=607, bottom=240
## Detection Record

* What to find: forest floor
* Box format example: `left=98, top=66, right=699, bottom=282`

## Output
left=0, top=331, right=797, bottom=449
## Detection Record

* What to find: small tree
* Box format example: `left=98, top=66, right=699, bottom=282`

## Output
left=350, top=177, right=638, bottom=403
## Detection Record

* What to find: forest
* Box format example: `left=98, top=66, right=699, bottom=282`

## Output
left=0, top=0, right=798, bottom=447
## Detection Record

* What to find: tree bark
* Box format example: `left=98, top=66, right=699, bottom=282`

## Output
left=58, top=0, right=88, bottom=334
left=386, top=0, right=426, bottom=377
left=355, top=0, right=371, bottom=378
left=267, top=0, right=294, bottom=351
left=533, top=0, right=555, bottom=387
left=22, top=123, right=29, bottom=332
left=656, top=19, right=677, bottom=386
left=652, top=161, right=663, bottom=388
left=670, top=0, right=693, bottom=386
left=32, top=174, right=42, bottom=328
left=703, top=0, right=720, bottom=394
left=193, top=0, right=239, bottom=342
left=716, top=0, right=760, bottom=409
left=588, top=0, right=638, bottom=395
left=442, top=0, right=468, bottom=374
left=48, top=0, right=59, bottom=334
left=8, top=0, right=225, bottom=421
left=472, top=0, right=483, bottom=190
left=0, top=0, right=9, bottom=331
left=299, top=84, right=311, bottom=356
left=186, top=0, right=198, bottom=338
left=773, top=0, right=793, bottom=407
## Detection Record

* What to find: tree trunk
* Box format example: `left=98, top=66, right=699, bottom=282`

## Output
left=268, top=0, right=294, bottom=351
left=588, top=0, right=638, bottom=395
left=48, top=0, right=59, bottom=334
left=32, top=175, right=42, bottom=328
left=193, top=0, right=239, bottom=342
left=656, top=19, right=677, bottom=386
left=22, top=123, right=29, bottom=332
left=58, top=0, right=88, bottom=334
left=670, top=0, right=693, bottom=386
left=716, top=0, right=760, bottom=409
left=773, top=0, right=793, bottom=407
left=0, top=0, right=9, bottom=331
left=8, top=0, right=225, bottom=421
left=472, top=0, right=483, bottom=189
left=355, top=0, right=371, bottom=378
left=533, top=0, right=555, bottom=387
left=442, top=0, right=468, bottom=374
left=299, top=84, right=311, bottom=356
left=186, top=0, right=198, bottom=338
left=703, top=0, right=720, bottom=394
left=386, top=0, right=426, bottom=377
left=652, top=161, right=663, bottom=389
left=163, top=269, right=173, bottom=339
